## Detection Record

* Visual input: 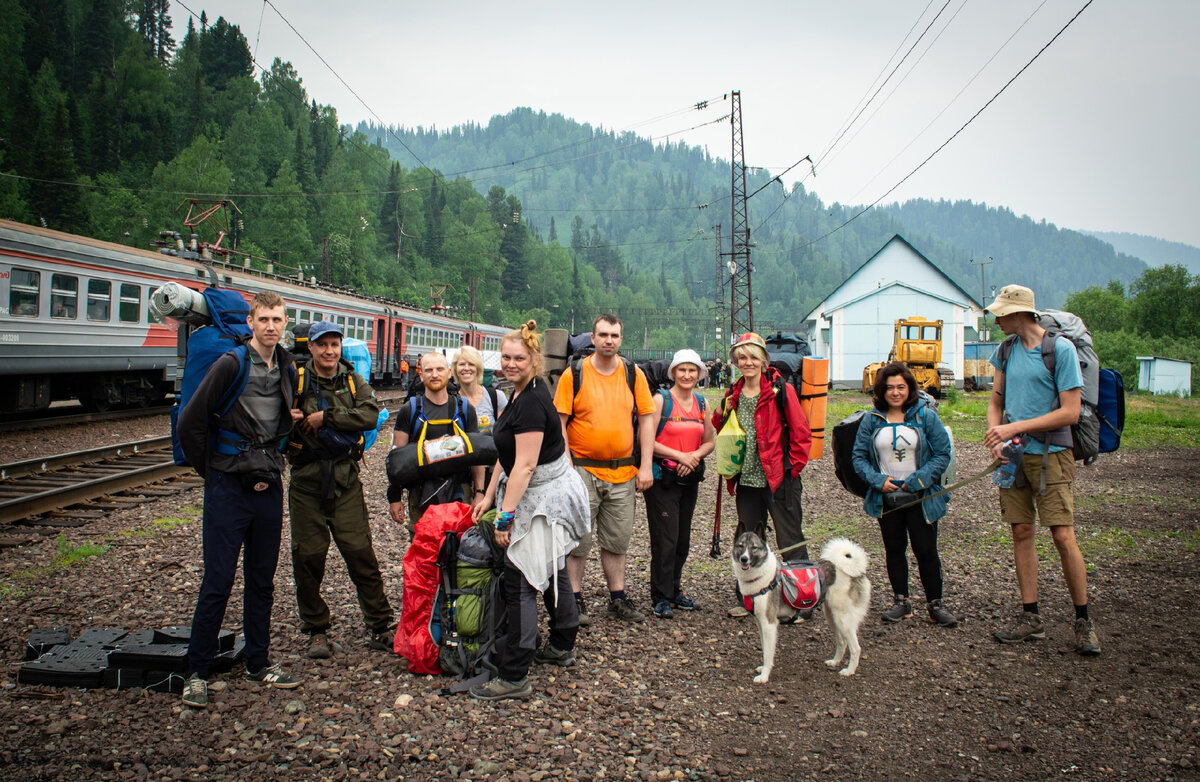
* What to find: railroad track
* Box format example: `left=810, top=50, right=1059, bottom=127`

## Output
left=0, top=405, right=173, bottom=434
left=0, top=437, right=194, bottom=526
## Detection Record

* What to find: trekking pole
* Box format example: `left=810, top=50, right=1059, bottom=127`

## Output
left=710, top=480, right=723, bottom=559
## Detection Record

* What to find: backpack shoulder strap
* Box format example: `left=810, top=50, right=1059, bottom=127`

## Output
left=997, top=334, right=1019, bottom=373
left=694, top=391, right=707, bottom=414
left=656, top=388, right=673, bottom=436
left=407, top=396, right=424, bottom=439
left=570, top=357, right=584, bottom=401
left=1041, top=331, right=1059, bottom=385
left=215, top=345, right=251, bottom=417
left=294, top=365, right=307, bottom=405
left=487, top=385, right=498, bottom=414
left=453, top=392, right=468, bottom=427
left=623, top=358, right=637, bottom=395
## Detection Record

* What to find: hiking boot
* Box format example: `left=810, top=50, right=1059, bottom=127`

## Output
left=245, top=662, right=302, bottom=689
left=607, top=597, right=645, bottom=623
left=368, top=628, right=392, bottom=652
left=928, top=599, right=959, bottom=628
left=534, top=644, right=576, bottom=667
left=307, top=633, right=332, bottom=659
left=994, top=611, right=1045, bottom=644
left=672, top=593, right=701, bottom=611
left=576, top=595, right=591, bottom=628
left=469, top=676, right=533, bottom=702
left=181, top=673, right=208, bottom=709
left=881, top=596, right=913, bottom=623
left=1074, top=618, right=1101, bottom=656
left=727, top=604, right=750, bottom=618
left=652, top=599, right=674, bottom=619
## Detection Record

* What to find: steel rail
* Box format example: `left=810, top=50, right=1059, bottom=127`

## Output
left=0, top=406, right=173, bottom=434
left=0, top=437, right=174, bottom=481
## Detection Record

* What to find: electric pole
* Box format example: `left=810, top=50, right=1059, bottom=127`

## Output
left=713, top=223, right=724, bottom=353
left=727, top=90, right=753, bottom=337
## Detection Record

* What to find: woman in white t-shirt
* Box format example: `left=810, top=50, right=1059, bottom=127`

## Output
left=453, top=345, right=507, bottom=435
left=851, top=362, right=957, bottom=627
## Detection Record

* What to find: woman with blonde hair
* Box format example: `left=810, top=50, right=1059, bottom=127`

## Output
left=470, top=321, right=590, bottom=701
left=453, top=345, right=507, bottom=435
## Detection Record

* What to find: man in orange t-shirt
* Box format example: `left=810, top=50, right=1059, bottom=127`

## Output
left=554, top=314, right=656, bottom=624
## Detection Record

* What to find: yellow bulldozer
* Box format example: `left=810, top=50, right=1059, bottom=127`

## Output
left=862, top=316, right=956, bottom=397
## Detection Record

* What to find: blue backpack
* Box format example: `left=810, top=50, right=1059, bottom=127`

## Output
left=170, top=288, right=253, bottom=467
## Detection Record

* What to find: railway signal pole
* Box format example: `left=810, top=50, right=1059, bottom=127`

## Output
left=727, top=90, right=753, bottom=337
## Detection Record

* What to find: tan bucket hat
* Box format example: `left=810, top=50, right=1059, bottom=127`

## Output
left=984, top=284, right=1038, bottom=317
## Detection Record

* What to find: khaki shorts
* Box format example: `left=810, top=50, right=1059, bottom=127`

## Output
left=999, top=450, right=1075, bottom=527
left=570, top=467, right=636, bottom=557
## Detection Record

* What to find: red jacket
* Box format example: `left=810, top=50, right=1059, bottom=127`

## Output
left=713, top=367, right=811, bottom=493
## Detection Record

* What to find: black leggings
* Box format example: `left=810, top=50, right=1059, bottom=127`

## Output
left=878, top=503, right=943, bottom=601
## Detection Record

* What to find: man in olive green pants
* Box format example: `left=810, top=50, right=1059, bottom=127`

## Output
left=288, top=321, right=393, bottom=659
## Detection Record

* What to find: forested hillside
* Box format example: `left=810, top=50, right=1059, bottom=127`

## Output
left=1084, top=231, right=1200, bottom=274
left=0, top=1, right=1159, bottom=352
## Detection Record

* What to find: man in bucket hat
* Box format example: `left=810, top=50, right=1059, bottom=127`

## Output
left=984, top=284, right=1100, bottom=656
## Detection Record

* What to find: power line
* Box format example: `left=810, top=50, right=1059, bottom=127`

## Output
left=814, top=0, right=954, bottom=172
left=846, top=0, right=1049, bottom=205
left=799, top=0, right=1095, bottom=252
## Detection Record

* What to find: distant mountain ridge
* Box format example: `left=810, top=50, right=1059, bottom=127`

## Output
left=358, top=108, right=1151, bottom=315
left=1084, top=231, right=1200, bottom=274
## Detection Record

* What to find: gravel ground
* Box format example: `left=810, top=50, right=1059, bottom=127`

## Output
left=1, top=413, right=1198, bottom=781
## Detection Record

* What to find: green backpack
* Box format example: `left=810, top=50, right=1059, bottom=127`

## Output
left=434, top=516, right=507, bottom=694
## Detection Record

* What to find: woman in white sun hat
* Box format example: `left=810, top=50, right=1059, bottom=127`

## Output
left=644, top=349, right=716, bottom=619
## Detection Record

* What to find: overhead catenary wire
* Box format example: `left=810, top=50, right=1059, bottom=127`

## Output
left=797, top=0, right=1096, bottom=252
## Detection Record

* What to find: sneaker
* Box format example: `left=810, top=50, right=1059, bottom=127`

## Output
left=727, top=604, right=750, bottom=618
left=607, top=597, right=645, bottom=623
left=307, top=633, right=332, bottom=659
left=534, top=644, right=576, bottom=667
left=881, top=596, right=913, bottom=623
left=469, top=676, right=533, bottom=702
left=368, top=628, right=392, bottom=652
left=576, top=595, right=591, bottom=628
left=652, top=600, right=674, bottom=619
left=928, top=599, right=959, bottom=628
left=1074, top=618, right=1101, bottom=656
left=994, top=611, right=1045, bottom=644
left=245, top=662, right=302, bottom=689
left=181, top=673, right=208, bottom=709
left=672, top=593, right=701, bottom=611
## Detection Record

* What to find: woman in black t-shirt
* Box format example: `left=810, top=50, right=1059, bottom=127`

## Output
left=469, top=321, right=590, bottom=702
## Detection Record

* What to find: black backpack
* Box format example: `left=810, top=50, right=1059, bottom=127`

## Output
left=434, top=519, right=507, bottom=694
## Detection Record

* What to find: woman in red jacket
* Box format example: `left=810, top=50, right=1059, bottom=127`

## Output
left=714, top=332, right=812, bottom=617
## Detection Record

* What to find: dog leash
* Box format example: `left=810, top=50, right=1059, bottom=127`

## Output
left=882, top=457, right=1002, bottom=515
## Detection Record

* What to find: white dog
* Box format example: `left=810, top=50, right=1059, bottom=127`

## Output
left=732, top=532, right=871, bottom=682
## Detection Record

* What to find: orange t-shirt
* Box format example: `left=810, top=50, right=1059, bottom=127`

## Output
left=553, top=355, right=655, bottom=484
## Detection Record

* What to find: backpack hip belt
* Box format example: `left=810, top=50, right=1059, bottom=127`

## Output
left=573, top=455, right=637, bottom=469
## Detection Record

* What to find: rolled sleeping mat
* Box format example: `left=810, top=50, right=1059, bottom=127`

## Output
left=386, top=432, right=498, bottom=487
left=800, top=356, right=829, bottom=460
left=150, top=282, right=211, bottom=326
left=543, top=328, right=569, bottom=375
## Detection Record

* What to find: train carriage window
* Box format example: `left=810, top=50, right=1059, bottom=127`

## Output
left=119, top=283, right=141, bottom=323
left=50, top=274, right=78, bottom=319
left=299, top=310, right=310, bottom=324
left=87, top=280, right=111, bottom=321
left=367, top=319, right=374, bottom=342
left=287, top=307, right=297, bottom=324
left=9, top=268, right=39, bottom=317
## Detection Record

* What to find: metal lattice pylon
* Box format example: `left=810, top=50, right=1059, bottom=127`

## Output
left=728, top=90, right=753, bottom=338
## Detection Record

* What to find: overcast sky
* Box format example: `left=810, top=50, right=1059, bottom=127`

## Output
left=178, top=1, right=1200, bottom=248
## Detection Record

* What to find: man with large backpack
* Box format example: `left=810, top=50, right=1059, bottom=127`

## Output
left=176, top=291, right=304, bottom=709
left=387, top=352, right=485, bottom=534
left=984, top=284, right=1101, bottom=656
left=288, top=321, right=393, bottom=661
left=553, top=314, right=656, bottom=624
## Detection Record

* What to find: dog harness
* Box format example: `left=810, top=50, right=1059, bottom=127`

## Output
left=741, top=562, right=826, bottom=613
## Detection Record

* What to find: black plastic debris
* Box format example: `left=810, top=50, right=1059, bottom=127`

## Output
left=120, top=629, right=157, bottom=647
left=102, top=668, right=146, bottom=690
left=153, top=625, right=235, bottom=652
left=212, top=634, right=245, bottom=673
left=143, top=671, right=186, bottom=694
left=25, top=628, right=71, bottom=661
left=107, top=644, right=189, bottom=674
left=74, top=628, right=128, bottom=648
left=18, top=643, right=110, bottom=688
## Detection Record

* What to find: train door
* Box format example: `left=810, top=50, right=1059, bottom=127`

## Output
left=375, top=316, right=387, bottom=379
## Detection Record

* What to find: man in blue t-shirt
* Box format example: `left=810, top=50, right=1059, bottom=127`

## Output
left=984, top=284, right=1100, bottom=656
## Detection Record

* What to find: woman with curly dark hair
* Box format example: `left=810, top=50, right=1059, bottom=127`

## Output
left=851, top=362, right=958, bottom=627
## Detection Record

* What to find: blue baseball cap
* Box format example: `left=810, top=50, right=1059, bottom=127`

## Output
left=308, top=320, right=344, bottom=343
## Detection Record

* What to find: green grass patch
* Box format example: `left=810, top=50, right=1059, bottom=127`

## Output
left=1120, top=393, right=1200, bottom=449
left=54, top=534, right=109, bottom=567
left=153, top=516, right=193, bottom=530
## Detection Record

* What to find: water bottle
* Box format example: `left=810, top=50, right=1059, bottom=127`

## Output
left=993, top=437, right=1025, bottom=489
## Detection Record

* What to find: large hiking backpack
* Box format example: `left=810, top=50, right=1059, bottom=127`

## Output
left=170, top=288, right=252, bottom=467
left=637, top=359, right=673, bottom=392
left=996, top=309, right=1124, bottom=463
left=434, top=519, right=507, bottom=693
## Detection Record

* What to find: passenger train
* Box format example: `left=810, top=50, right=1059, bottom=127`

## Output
left=0, top=219, right=509, bottom=413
